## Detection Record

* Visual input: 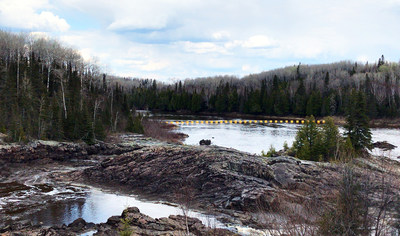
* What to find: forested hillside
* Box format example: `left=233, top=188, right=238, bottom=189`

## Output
left=1, top=30, right=399, bottom=143
left=0, top=31, right=135, bottom=143
left=128, top=57, right=400, bottom=118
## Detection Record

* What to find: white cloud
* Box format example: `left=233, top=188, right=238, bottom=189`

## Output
left=181, top=41, right=227, bottom=54
left=212, top=31, right=231, bottom=40
left=107, top=14, right=168, bottom=31
left=0, top=0, right=69, bottom=31
left=242, top=35, right=277, bottom=49
left=224, top=40, right=242, bottom=49
left=6, top=0, right=399, bottom=81
left=140, top=61, right=169, bottom=71
left=60, top=0, right=204, bottom=31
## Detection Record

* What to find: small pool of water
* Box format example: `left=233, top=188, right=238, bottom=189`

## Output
left=1, top=180, right=225, bottom=230
left=19, top=186, right=224, bottom=228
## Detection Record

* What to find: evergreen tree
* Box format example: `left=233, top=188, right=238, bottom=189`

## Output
left=344, top=90, right=372, bottom=152
left=321, top=117, right=340, bottom=161
left=190, top=92, right=202, bottom=113
left=292, top=116, right=324, bottom=161
left=80, top=105, right=94, bottom=145
left=126, top=113, right=144, bottom=134
left=293, top=79, right=307, bottom=115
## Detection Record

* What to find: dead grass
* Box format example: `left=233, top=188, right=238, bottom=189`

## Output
left=330, top=116, right=400, bottom=128
left=142, top=119, right=188, bottom=143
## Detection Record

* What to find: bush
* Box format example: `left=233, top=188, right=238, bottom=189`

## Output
left=142, top=119, right=186, bottom=143
left=262, top=145, right=277, bottom=157
left=283, top=141, right=289, bottom=151
left=119, top=217, right=133, bottom=236
left=0, top=125, right=6, bottom=134
left=126, top=113, right=144, bottom=134
left=318, top=166, right=369, bottom=235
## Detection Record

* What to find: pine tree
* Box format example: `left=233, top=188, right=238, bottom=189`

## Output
left=321, top=117, right=340, bottom=161
left=190, top=92, right=202, bottom=113
left=344, top=90, right=372, bottom=152
left=126, top=113, right=144, bottom=134
left=80, top=105, right=94, bottom=145
left=293, top=79, right=307, bottom=116
left=293, top=116, right=324, bottom=161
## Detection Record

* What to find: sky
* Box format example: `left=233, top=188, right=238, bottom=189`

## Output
left=1, top=0, right=400, bottom=82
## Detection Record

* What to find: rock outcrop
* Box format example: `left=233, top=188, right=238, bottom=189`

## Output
left=83, top=145, right=278, bottom=212
left=82, top=142, right=400, bottom=227
left=373, top=141, right=397, bottom=151
left=2, top=207, right=238, bottom=236
left=1, top=134, right=400, bottom=232
left=0, top=140, right=140, bottom=163
left=199, top=139, right=211, bottom=145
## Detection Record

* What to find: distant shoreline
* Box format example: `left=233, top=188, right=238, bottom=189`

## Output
left=152, top=111, right=400, bottom=129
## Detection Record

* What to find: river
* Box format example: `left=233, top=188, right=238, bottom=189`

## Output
left=1, top=116, right=399, bottom=235
left=169, top=118, right=400, bottom=160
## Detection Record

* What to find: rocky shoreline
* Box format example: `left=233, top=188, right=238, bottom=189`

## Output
left=79, top=141, right=400, bottom=228
left=1, top=134, right=400, bottom=235
left=3, top=207, right=237, bottom=236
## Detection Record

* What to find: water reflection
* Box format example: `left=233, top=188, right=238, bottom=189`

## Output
left=26, top=188, right=223, bottom=228
left=30, top=198, right=86, bottom=226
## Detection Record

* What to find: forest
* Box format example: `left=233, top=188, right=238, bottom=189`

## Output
left=1, top=30, right=399, bottom=143
left=0, top=30, right=135, bottom=143
left=128, top=57, right=400, bottom=118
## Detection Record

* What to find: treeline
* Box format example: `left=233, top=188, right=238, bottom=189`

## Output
left=0, top=31, right=140, bottom=143
left=126, top=56, right=400, bottom=118
left=1, top=30, right=399, bottom=143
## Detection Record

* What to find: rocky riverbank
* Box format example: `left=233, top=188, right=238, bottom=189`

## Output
left=1, top=134, right=400, bottom=234
left=2, top=207, right=237, bottom=236
left=79, top=141, right=400, bottom=229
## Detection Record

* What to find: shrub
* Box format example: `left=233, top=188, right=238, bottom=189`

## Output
left=283, top=141, right=289, bottom=151
left=126, top=113, right=144, bottom=134
left=119, top=217, right=133, bottom=236
left=262, top=145, right=277, bottom=157
left=318, top=166, right=370, bottom=235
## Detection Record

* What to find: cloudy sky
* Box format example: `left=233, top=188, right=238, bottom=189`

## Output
left=1, top=0, right=400, bottom=81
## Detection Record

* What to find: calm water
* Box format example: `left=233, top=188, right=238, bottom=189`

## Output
left=1, top=182, right=224, bottom=228
left=177, top=122, right=299, bottom=154
left=173, top=121, right=400, bottom=160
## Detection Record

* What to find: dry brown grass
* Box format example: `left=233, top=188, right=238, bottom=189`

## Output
left=330, top=116, right=400, bottom=128
left=142, top=119, right=188, bottom=143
